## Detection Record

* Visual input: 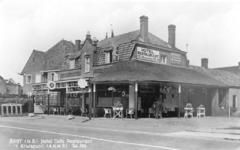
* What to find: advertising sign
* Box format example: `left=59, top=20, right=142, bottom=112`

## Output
left=137, top=47, right=159, bottom=62
left=171, top=53, right=182, bottom=66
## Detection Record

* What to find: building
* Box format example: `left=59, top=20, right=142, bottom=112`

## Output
left=0, top=76, right=7, bottom=95
left=20, top=15, right=240, bottom=117
left=0, top=77, right=22, bottom=95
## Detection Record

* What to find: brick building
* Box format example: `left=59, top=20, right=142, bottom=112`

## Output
left=20, top=16, right=240, bottom=117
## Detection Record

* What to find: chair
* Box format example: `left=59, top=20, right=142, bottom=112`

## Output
left=126, top=108, right=134, bottom=119
left=148, top=108, right=154, bottom=118
left=59, top=107, right=65, bottom=115
left=52, top=107, right=59, bottom=115
left=81, top=108, right=88, bottom=117
left=197, top=105, right=205, bottom=117
left=103, top=108, right=112, bottom=118
left=184, top=103, right=194, bottom=118
left=162, top=107, right=170, bottom=117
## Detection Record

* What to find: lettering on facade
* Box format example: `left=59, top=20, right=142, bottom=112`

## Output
left=171, top=53, right=182, bottom=66
left=60, top=71, right=81, bottom=79
left=137, top=47, right=160, bottom=62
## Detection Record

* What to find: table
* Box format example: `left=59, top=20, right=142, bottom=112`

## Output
left=184, top=107, right=193, bottom=118
left=197, top=107, right=205, bottom=117
left=113, top=107, right=123, bottom=118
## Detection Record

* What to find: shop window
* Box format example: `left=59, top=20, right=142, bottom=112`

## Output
left=69, top=60, right=75, bottom=69
left=85, top=56, right=90, bottom=72
left=233, top=95, right=237, bottom=108
left=26, top=75, right=32, bottom=84
left=105, top=51, right=112, bottom=64
left=161, top=55, right=167, bottom=64
left=35, top=74, right=41, bottom=83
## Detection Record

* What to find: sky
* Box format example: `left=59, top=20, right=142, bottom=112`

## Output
left=1, top=0, right=240, bottom=86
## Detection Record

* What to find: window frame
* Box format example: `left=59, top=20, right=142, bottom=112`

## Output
left=69, top=59, right=75, bottom=69
left=105, top=51, right=112, bottom=64
left=25, top=74, right=32, bottom=84
left=85, top=56, right=90, bottom=72
left=160, top=55, right=167, bottom=64
left=35, top=74, right=41, bottom=83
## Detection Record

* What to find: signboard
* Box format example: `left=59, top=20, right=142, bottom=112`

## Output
left=137, top=47, right=159, bottom=62
left=171, top=53, right=182, bottom=66
left=47, top=81, right=56, bottom=90
left=78, top=79, right=88, bottom=88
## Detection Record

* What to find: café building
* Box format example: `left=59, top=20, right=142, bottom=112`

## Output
left=21, top=16, right=238, bottom=117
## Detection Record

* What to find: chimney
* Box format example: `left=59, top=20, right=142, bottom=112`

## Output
left=75, top=40, right=81, bottom=51
left=140, top=16, right=149, bottom=42
left=86, top=31, right=91, bottom=39
left=201, top=58, right=208, bottom=69
left=168, top=24, right=176, bottom=48
left=92, top=37, right=98, bottom=46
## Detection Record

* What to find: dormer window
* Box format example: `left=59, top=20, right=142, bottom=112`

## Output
left=85, top=56, right=90, bottom=72
left=105, top=51, right=112, bottom=64
left=161, top=55, right=167, bottom=64
left=69, top=60, right=75, bottom=69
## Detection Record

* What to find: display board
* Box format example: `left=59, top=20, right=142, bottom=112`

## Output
left=98, top=97, right=121, bottom=107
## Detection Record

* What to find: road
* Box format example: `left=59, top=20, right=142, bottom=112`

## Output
left=0, top=116, right=239, bottom=150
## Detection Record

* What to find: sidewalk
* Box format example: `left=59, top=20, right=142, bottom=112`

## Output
left=1, top=114, right=240, bottom=141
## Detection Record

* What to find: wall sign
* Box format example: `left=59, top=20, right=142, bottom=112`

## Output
left=171, top=53, right=182, bottom=66
left=137, top=47, right=159, bottom=62
left=47, top=81, right=56, bottom=90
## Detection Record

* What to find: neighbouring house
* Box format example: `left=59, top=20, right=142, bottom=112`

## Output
left=190, top=59, right=240, bottom=116
left=0, top=77, right=22, bottom=95
left=0, top=76, right=7, bottom=95
left=4, top=78, right=22, bottom=95
left=20, top=15, right=240, bottom=117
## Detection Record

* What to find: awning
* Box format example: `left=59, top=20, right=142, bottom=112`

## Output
left=90, top=60, right=227, bottom=87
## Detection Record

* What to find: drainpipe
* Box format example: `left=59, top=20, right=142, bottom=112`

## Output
left=178, top=84, right=181, bottom=118
left=135, top=83, right=138, bottom=119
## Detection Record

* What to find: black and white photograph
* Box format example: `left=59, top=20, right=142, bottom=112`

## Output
left=0, top=0, right=240, bottom=149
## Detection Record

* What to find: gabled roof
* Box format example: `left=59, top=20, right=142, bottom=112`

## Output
left=214, top=66, right=240, bottom=76
left=21, top=50, right=45, bottom=74
left=91, top=60, right=226, bottom=87
left=190, top=65, right=240, bottom=87
left=21, top=40, right=75, bottom=74
left=97, top=30, right=176, bottom=50
left=45, top=40, right=75, bottom=70
left=95, top=30, right=185, bottom=66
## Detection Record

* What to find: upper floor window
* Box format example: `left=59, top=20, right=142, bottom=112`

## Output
left=48, top=73, right=58, bottom=81
left=85, top=56, right=90, bottom=72
left=35, top=74, right=41, bottom=83
left=69, top=60, right=75, bottom=69
left=160, top=55, right=167, bottom=64
left=105, top=51, right=112, bottom=64
left=26, top=75, right=32, bottom=84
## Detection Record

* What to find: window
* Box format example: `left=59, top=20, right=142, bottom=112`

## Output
left=48, top=73, right=57, bottom=81
left=105, top=51, right=112, bottom=63
left=160, top=55, right=167, bottom=64
left=69, top=60, right=75, bottom=69
left=233, top=95, right=237, bottom=108
left=85, top=56, right=90, bottom=72
left=26, top=75, right=32, bottom=84
left=35, top=74, right=41, bottom=83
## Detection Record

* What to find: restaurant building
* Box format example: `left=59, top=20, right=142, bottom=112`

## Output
left=20, top=16, right=240, bottom=117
